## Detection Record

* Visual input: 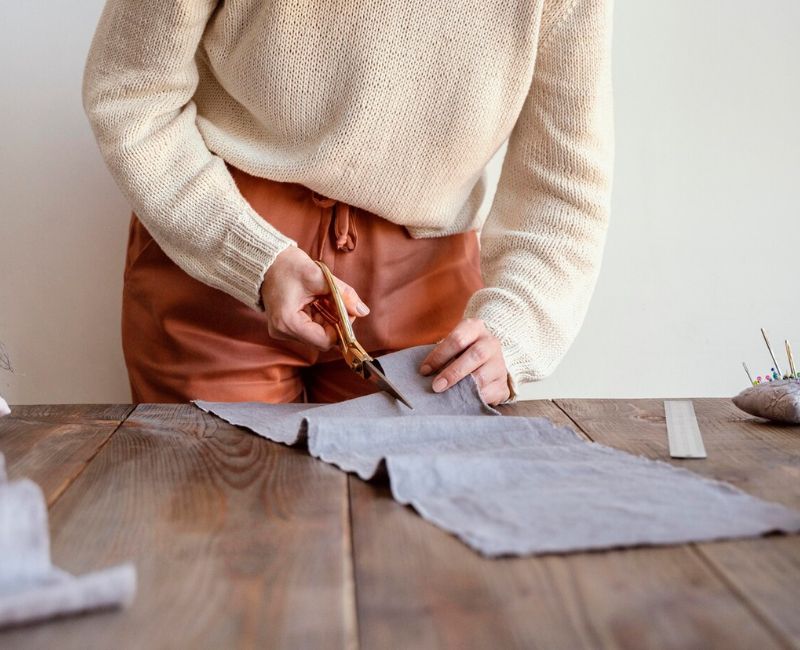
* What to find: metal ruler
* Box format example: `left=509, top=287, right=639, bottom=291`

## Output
left=664, top=400, right=707, bottom=459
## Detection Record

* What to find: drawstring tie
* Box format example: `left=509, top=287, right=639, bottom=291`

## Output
left=310, top=190, right=358, bottom=258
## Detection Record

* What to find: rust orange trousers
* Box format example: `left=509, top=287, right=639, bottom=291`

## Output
left=121, top=162, right=484, bottom=404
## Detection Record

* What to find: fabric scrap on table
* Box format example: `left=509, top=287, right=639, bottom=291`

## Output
left=0, top=453, right=137, bottom=629
left=192, top=345, right=800, bottom=557
left=194, top=345, right=499, bottom=444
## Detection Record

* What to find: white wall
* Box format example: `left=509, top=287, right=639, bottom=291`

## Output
left=1, top=1, right=798, bottom=404
left=1, top=1, right=131, bottom=404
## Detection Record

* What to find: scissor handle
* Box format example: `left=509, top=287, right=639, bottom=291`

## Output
left=311, top=299, right=340, bottom=329
left=312, top=260, right=373, bottom=370
left=313, top=261, right=357, bottom=342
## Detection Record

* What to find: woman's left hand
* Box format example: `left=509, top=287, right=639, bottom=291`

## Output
left=418, top=318, right=511, bottom=406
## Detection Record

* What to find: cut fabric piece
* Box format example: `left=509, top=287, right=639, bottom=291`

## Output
left=306, top=415, right=800, bottom=556
left=194, top=345, right=500, bottom=444
left=0, top=453, right=137, bottom=629
left=388, top=451, right=800, bottom=556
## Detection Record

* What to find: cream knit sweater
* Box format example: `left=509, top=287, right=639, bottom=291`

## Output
left=82, top=0, right=614, bottom=396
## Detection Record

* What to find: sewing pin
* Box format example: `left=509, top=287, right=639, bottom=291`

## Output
left=787, top=340, right=797, bottom=379
left=761, top=328, right=783, bottom=377
left=742, top=362, right=756, bottom=385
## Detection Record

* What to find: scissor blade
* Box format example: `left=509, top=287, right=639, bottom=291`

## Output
left=363, top=360, right=414, bottom=410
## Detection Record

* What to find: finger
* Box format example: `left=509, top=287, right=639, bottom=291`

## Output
left=470, top=356, right=506, bottom=390
left=302, top=265, right=369, bottom=317
left=480, top=378, right=511, bottom=406
left=430, top=336, right=497, bottom=393
left=284, top=311, right=335, bottom=350
left=305, top=300, right=355, bottom=355
left=420, top=319, right=485, bottom=376
left=471, top=354, right=511, bottom=404
left=333, top=277, right=370, bottom=317
left=266, top=309, right=296, bottom=342
left=266, top=322, right=290, bottom=342
left=321, top=321, right=340, bottom=347
left=310, top=309, right=327, bottom=327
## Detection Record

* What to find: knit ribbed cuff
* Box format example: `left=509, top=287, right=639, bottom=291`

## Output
left=215, top=207, right=297, bottom=310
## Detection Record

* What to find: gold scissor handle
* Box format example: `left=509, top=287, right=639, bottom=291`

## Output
left=311, top=260, right=374, bottom=373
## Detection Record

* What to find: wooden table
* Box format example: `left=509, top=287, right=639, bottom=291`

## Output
left=1, top=400, right=798, bottom=649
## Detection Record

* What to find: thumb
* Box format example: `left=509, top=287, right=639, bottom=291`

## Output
left=332, top=277, right=370, bottom=318
left=304, top=264, right=370, bottom=318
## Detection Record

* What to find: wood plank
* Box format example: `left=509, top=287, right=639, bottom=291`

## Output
left=554, top=399, right=800, bottom=505
left=0, top=404, right=133, bottom=504
left=0, top=404, right=355, bottom=649
left=350, top=400, right=781, bottom=649
left=556, top=398, right=800, bottom=647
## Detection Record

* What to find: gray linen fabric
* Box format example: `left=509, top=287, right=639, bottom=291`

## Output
left=194, top=345, right=500, bottom=444
left=0, top=454, right=136, bottom=629
left=733, top=379, right=800, bottom=424
left=193, top=345, right=800, bottom=557
left=193, top=401, right=317, bottom=445
left=387, top=451, right=800, bottom=556
left=306, top=415, right=581, bottom=479
left=306, top=415, right=800, bottom=556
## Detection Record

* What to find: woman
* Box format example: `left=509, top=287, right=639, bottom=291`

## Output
left=82, top=0, right=614, bottom=406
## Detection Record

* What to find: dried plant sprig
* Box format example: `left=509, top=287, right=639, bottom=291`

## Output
left=0, top=342, right=13, bottom=373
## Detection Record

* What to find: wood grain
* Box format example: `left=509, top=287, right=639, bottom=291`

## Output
left=3, top=399, right=797, bottom=648
left=350, top=400, right=782, bottom=649
left=556, top=398, right=800, bottom=647
left=554, top=399, right=800, bottom=505
left=0, top=404, right=133, bottom=504
left=0, top=404, right=355, bottom=649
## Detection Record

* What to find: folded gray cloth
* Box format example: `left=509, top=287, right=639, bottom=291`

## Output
left=0, top=454, right=136, bottom=629
left=195, top=345, right=800, bottom=557
left=733, top=379, right=800, bottom=423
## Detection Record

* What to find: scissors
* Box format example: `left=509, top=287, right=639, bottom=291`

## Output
left=310, top=260, right=414, bottom=409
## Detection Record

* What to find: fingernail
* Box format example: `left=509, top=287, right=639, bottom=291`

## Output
left=432, top=377, right=447, bottom=392
left=357, top=302, right=370, bottom=316
left=420, top=364, right=431, bottom=375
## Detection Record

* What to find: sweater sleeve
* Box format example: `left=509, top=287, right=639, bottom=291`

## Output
left=81, top=0, right=296, bottom=310
left=463, top=0, right=615, bottom=399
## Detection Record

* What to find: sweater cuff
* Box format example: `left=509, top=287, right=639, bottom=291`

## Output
left=214, top=207, right=296, bottom=311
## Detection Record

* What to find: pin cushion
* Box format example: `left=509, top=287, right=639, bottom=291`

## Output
left=732, top=379, right=800, bottom=424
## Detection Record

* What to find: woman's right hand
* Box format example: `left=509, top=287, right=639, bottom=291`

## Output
left=260, top=246, right=370, bottom=351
